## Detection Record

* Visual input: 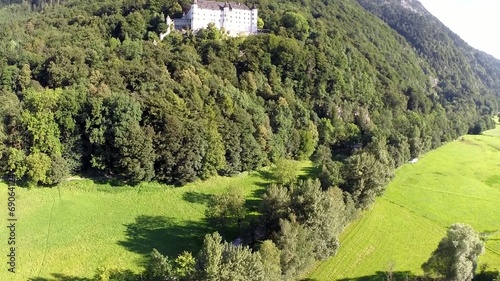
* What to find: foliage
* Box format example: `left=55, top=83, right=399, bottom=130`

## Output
left=309, top=132, right=500, bottom=280
left=277, top=215, right=315, bottom=280
left=92, top=267, right=138, bottom=281
left=0, top=0, right=496, bottom=188
left=47, top=153, right=69, bottom=184
left=25, top=151, right=51, bottom=185
left=143, top=249, right=195, bottom=280
left=258, top=240, right=282, bottom=281
left=341, top=149, right=394, bottom=208
left=195, top=232, right=266, bottom=281
left=3, top=147, right=26, bottom=179
left=260, top=179, right=354, bottom=278
left=280, top=11, right=310, bottom=40
left=422, top=223, right=484, bottom=281
left=114, top=123, right=155, bottom=182
left=205, top=186, right=246, bottom=230
left=271, top=158, right=300, bottom=185
left=144, top=249, right=174, bottom=280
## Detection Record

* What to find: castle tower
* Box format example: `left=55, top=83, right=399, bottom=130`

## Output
left=250, top=5, right=258, bottom=33
left=190, top=0, right=199, bottom=31
left=222, top=2, right=230, bottom=32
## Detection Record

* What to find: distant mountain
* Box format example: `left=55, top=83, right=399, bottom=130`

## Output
left=357, top=0, right=500, bottom=116
left=376, top=0, right=431, bottom=16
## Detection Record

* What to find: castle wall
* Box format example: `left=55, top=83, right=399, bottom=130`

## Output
left=171, top=2, right=258, bottom=36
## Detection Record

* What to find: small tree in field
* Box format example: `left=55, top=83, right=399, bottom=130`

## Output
left=205, top=186, right=246, bottom=231
left=272, top=158, right=299, bottom=185
left=422, top=223, right=484, bottom=281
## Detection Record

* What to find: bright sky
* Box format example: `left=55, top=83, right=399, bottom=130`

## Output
left=418, top=0, right=500, bottom=59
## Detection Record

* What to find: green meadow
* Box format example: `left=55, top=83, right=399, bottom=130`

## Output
left=2, top=125, right=500, bottom=281
left=0, top=161, right=311, bottom=281
left=308, top=126, right=500, bottom=280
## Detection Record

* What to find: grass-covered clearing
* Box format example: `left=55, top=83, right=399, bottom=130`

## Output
left=0, top=162, right=311, bottom=281
left=308, top=126, right=500, bottom=280
left=2, top=124, right=500, bottom=281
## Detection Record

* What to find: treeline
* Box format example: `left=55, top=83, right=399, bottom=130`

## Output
left=0, top=0, right=64, bottom=11
left=0, top=0, right=495, bottom=188
left=87, top=178, right=356, bottom=281
left=86, top=222, right=493, bottom=281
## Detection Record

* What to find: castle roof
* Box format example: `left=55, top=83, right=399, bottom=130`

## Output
left=196, top=1, right=252, bottom=11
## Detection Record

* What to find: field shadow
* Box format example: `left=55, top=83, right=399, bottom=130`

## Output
left=182, top=191, right=213, bottom=204
left=257, top=169, right=275, bottom=181
left=246, top=188, right=266, bottom=213
left=28, top=274, right=92, bottom=281
left=299, top=165, right=320, bottom=180
left=118, top=215, right=207, bottom=264
left=76, top=171, right=131, bottom=187
left=28, top=270, right=139, bottom=281
left=90, top=176, right=132, bottom=187
left=332, top=271, right=420, bottom=281
left=475, top=270, right=500, bottom=281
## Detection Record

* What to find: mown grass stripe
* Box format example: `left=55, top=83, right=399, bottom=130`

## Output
left=308, top=126, right=500, bottom=280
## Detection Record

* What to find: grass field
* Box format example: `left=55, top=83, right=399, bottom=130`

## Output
left=2, top=125, right=500, bottom=281
left=307, top=126, right=500, bottom=280
left=0, top=161, right=311, bottom=281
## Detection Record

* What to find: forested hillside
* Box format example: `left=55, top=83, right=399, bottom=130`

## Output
left=357, top=0, right=500, bottom=134
left=0, top=0, right=499, bottom=279
left=1, top=0, right=496, bottom=187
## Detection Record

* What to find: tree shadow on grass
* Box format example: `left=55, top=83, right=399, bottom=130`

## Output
left=329, top=271, right=420, bottom=281
left=28, top=270, right=140, bottom=281
left=77, top=171, right=131, bottom=187
left=28, top=274, right=92, bottom=281
left=182, top=191, right=213, bottom=204
left=475, top=270, right=500, bottom=281
left=299, top=165, right=320, bottom=180
left=117, top=215, right=208, bottom=265
left=257, top=170, right=276, bottom=182
left=245, top=188, right=266, bottom=213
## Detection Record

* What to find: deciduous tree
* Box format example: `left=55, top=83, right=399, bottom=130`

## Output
left=205, top=186, right=246, bottom=231
left=196, top=232, right=265, bottom=281
left=422, top=223, right=485, bottom=281
left=258, top=240, right=281, bottom=281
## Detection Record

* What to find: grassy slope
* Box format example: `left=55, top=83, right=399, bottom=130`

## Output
left=0, top=161, right=311, bottom=281
left=308, top=127, right=500, bottom=280
left=1, top=125, right=499, bottom=281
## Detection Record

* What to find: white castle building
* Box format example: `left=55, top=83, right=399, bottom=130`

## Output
left=164, top=0, right=258, bottom=37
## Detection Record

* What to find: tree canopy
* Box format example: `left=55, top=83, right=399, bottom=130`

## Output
left=422, top=223, right=485, bottom=281
left=0, top=0, right=497, bottom=187
left=0, top=0, right=498, bottom=279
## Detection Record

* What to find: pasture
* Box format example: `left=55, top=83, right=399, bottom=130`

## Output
left=308, top=127, right=500, bottom=280
left=2, top=124, right=500, bottom=281
left=0, top=161, right=311, bottom=281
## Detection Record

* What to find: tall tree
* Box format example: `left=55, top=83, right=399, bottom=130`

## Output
left=341, top=149, right=394, bottom=209
left=25, top=151, right=51, bottom=185
left=21, top=88, right=63, bottom=156
left=258, top=240, right=282, bottom=281
left=271, top=158, right=299, bottom=185
left=422, top=223, right=485, bottom=281
left=196, top=232, right=265, bottom=281
left=276, top=215, right=315, bottom=280
left=205, top=186, right=246, bottom=231
left=114, top=123, right=155, bottom=182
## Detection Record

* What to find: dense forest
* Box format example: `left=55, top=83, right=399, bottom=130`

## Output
left=0, top=0, right=498, bottom=280
left=357, top=0, right=500, bottom=132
